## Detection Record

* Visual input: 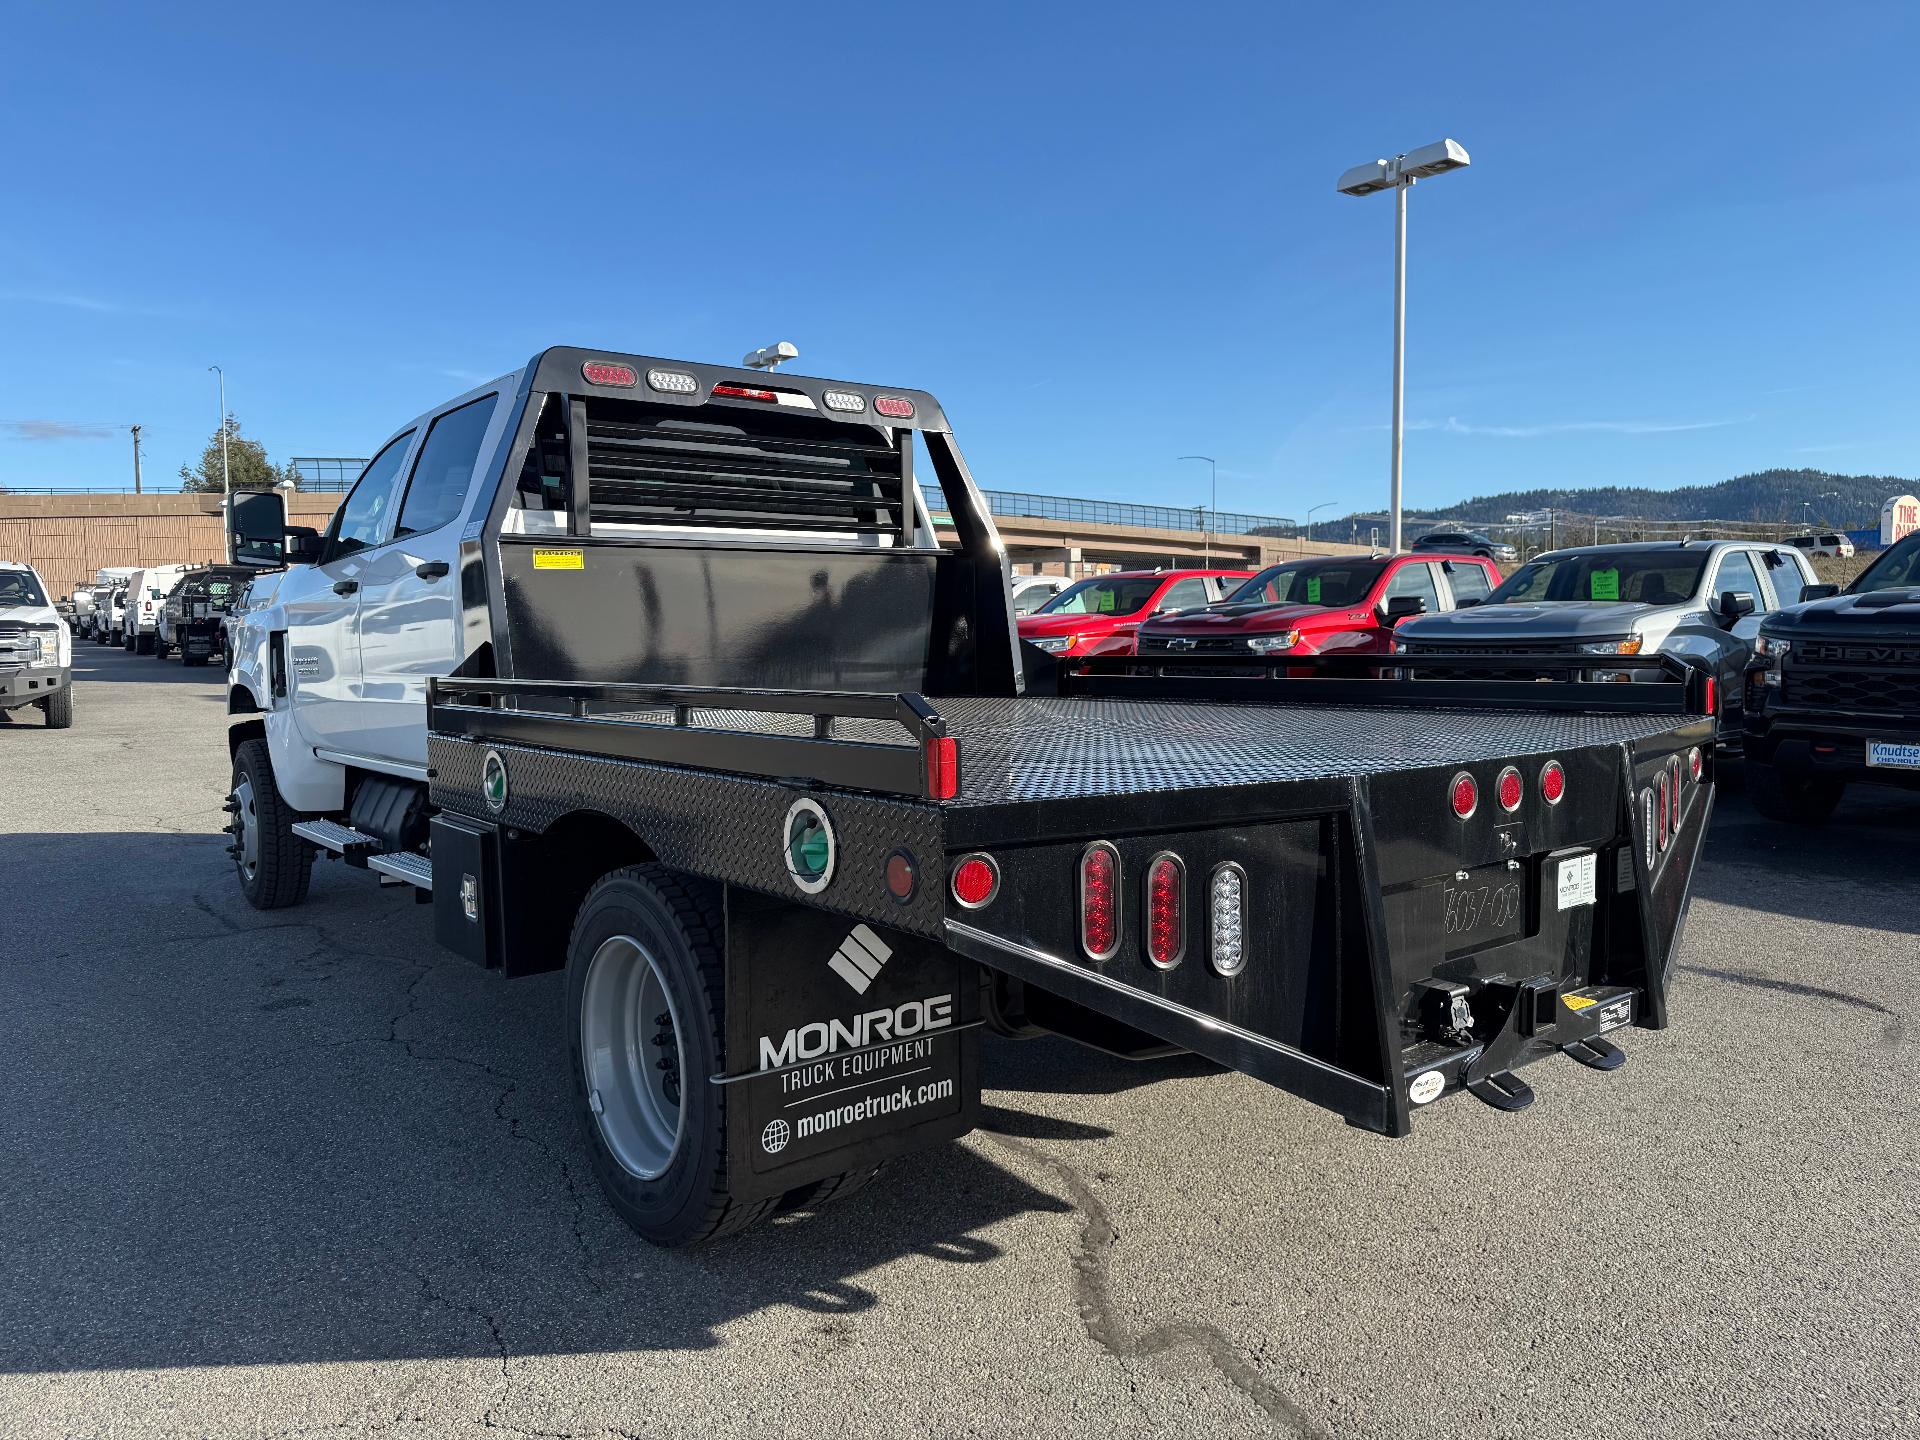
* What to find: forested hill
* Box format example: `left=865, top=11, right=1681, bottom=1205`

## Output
left=1429, top=470, right=1910, bottom=526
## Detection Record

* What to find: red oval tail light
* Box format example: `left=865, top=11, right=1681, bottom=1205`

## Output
left=1144, top=853, right=1185, bottom=969
left=1079, top=843, right=1120, bottom=960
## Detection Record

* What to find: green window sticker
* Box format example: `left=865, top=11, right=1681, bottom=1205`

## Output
left=1590, top=568, right=1621, bottom=601
left=1305, top=576, right=1322, bottom=603
left=1096, top=591, right=1116, bottom=613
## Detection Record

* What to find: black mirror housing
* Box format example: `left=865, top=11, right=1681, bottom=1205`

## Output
left=1381, top=595, right=1428, bottom=625
left=286, top=528, right=323, bottom=565
left=1455, top=596, right=1481, bottom=609
left=1802, top=583, right=1840, bottom=601
left=1718, top=590, right=1757, bottom=620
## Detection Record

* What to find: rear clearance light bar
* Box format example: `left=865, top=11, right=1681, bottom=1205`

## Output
left=582, top=361, right=638, bottom=387
left=1451, top=760, right=1568, bottom=820
left=873, top=395, right=915, bottom=420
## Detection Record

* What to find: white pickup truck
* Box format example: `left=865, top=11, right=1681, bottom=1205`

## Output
left=121, top=563, right=191, bottom=653
left=0, top=560, right=73, bottom=728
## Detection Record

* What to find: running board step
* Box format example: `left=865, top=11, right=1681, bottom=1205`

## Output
left=368, top=851, right=433, bottom=890
left=291, top=818, right=383, bottom=861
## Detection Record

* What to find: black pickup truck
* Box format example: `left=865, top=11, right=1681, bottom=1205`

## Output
left=1744, top=531, right=1920, bottom=822
left=156, top=564, right=254, bottom=665
left=221, top=346, right=1717, bottom=1247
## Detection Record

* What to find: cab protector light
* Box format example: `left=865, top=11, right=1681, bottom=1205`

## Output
left=1540, top=759, right=1567, bottom=805
left=873, top=395, right=915, bottom=420
left=711, top=381, right=818, bottom=410
left=950, top=853, right=999, bottom=909
left=646, top=369, right=698, bottom=394
left=581, top=361, right=638, bottom=387
left=924, top=735, right=959, bottom=800
left=1496, top=765, right=1524, bottom=813
left=1449, top=771, right=1479, bottom=820
left=822, top=390, right=867, bottom=413
left=1208, top=862, right=1247, bottom=976
left=1144, top=852, right=1186, bottom=970
left=1079, top=842, right=1121, bottom=961
left=1704, top=676, right=1718, bottom=715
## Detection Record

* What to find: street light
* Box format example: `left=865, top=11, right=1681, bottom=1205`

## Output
left=1306, top=501, right=1337, bottom=543
left=1178, top=455, right=1216, bottom=564
left=1337, top=138, right=1471, bottom=555
left=207, top=365, right=230, bottom=496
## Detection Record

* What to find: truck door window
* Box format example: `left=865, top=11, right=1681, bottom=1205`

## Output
left=327, top=431, right=415, bottom=561
left=396, top=396, right=498, bottom=539
left=1713, top=550, right=1763, bottom=606
left=1763, top=549, right=1808, bottom=606
left=1157, top=578, right=1210, bottom=613
left=1443, top=562, right=1491, bottom=604
left=1382, top=562, right=1441, bottom=614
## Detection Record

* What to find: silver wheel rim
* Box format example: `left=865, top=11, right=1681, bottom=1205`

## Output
left=580, top=934, right=686, bottom=1181
left=232, top=776, right=260, bottom=883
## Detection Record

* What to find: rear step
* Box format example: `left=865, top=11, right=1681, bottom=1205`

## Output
left=368, top=851, right=433, bottom=890
left=291, top=818, right=383, bottom=860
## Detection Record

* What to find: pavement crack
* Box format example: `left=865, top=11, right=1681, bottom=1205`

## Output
left=983, top=1131, right=1324, bottom=1436
left=493, top=1082, right=607, bottom=1292
left=1680, top=963, right=1906, bottom=1045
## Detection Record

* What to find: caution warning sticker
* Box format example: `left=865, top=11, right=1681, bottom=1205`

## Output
left=531, top=547, right=585, bottom=571
left=1562, top=993, right=1599, bottom=1012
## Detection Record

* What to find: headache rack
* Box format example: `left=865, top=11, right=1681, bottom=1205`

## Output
left=428, top=677, right=955, bottom=799
left=519, top=391, right=910, bottom=538
left=1065, top=650, right=1716, bottom=715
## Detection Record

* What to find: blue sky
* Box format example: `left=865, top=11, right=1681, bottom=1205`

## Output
left=3, top=2, right=1916, bottom=523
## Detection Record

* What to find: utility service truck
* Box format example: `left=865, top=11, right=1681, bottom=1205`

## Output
left=224, top=347, right=1716, bottom=1247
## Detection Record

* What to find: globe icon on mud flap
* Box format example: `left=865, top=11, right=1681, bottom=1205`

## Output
left=761, top=1118, right=791, bottom=1155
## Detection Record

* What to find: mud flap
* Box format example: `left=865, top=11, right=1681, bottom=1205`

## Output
left=719, top=889, right=981, bottom=1206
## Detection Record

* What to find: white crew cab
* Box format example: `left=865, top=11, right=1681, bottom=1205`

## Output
left=1, top=561, right=73, bottom=728
left=121, top=563, right=191, bottom=653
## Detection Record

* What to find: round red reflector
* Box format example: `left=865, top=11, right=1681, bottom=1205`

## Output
left=873, top=395, right=915, bottom=419
left=1496, top=766, right=1524, bottom=813
left=950, top=854, right=998, bottom=909
left=886, top=850, right=918, bottom=903
left=1689, top=746, right=1703, bottom=783
left=1144, top=853, right=1185, bottom=969
left=1449, top=772, right=1478, bottom=820
left=1540, top=760, right=1567, bottom=805
left=1080, top=843, right=1120, bottom=960
left=581, top=361, right=637, bottom=387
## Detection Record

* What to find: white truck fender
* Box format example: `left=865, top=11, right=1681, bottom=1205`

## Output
left=226, top=572, right=346, bottom=813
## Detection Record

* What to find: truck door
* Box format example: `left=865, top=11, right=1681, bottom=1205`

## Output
left=281, top=431, right=415, bottom=755
left=353, top=394, right=501, bottom=767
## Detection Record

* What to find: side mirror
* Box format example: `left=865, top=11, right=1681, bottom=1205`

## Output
left=1455, top=596, right=1482, bottom=609
left=1718, top=590, right=1757, bottom=621
left=226, top=489, right=289, bottom=569
left=1802, top=583, right=1840, bottom=601
left=286, top=527, right=323, bottom=565
left=1381, top=595, right=1428, bottom=626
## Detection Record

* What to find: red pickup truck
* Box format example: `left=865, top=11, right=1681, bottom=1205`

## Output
left=1016, top=567, right=1252, bottom=658
left=1135, top=552, right=1500, bottom=659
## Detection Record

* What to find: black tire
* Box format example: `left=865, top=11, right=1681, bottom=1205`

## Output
left=135, top=633, right=152, bottom=655
left=566, top=864, right=777, bottom=1247
left=777, top=1164, right=887, bottom=1213
left=154, top=635, right=171, bottom=660
left=40, top=688, right=73, bottom=730
left=229, top=738, right=313, bottom=909
left=182, top=652, right=205, bottom=668
left=1746, top=757, right=1844, bottom=825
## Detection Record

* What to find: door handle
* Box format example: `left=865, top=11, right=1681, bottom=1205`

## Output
left=414, top=561, right=450, bottom=580
left=332, top=579, right=359, bottom=596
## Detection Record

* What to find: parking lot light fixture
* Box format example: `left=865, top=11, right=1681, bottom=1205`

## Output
left=1307, top=501, right=1337, bottom=543
left=1337, top=139, right=1471, bottom=554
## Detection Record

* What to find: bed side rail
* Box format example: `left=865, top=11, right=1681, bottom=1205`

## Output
left=1061, top=651, right=1715, bottom=717
left=427, top=677, right=958, bottom=800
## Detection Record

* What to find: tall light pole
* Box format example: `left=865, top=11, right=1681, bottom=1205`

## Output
left=208, top=365, right=230, bottom=495
left=1337, top=139, right=1471, bottom=554
left=1178, top=455, right=1216, bottom=565
left=1306, top=501, right=1336, bottom=543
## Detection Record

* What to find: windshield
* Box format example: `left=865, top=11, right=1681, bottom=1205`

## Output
left=1038, top=576, right=1164, bottom=617
left=0, top=570, right=49, bottom=608
left=1851, top=534, right=1920, bottom=593
left=1489, top=551, right=1708, bottom=606
left=1227, top=560, right=1386, bottom=608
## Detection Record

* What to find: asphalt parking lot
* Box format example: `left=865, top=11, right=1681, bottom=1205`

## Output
left=5, top=646, right=1917, bottom=1439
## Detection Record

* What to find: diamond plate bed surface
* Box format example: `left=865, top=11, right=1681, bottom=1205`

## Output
left=578, top=695, right=1683, bottom=806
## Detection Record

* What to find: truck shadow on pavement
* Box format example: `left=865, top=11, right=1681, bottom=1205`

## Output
left=64, top=644, right=229, bottom=687
left=2, top=831, right=1137, bottom=1376
left=1694, top=782, right=1920, bottom=936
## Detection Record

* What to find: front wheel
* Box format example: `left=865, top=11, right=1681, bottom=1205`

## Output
left=1746, top=757, right=1844, bottom=825
left=229, top=738, right=313, bottom=908
left=40, top=688, right=73, bottom=729
left=567, top=865, right=777, bottom=1247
